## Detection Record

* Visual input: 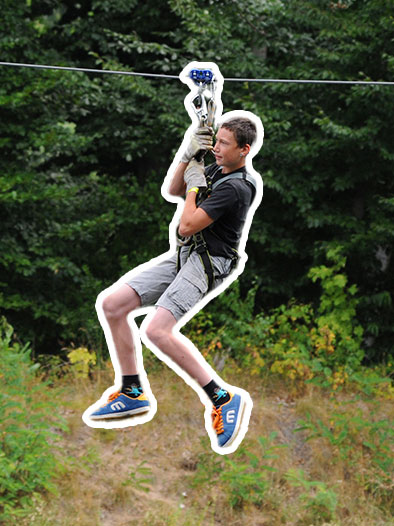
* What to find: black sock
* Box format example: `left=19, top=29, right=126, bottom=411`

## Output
left=121, top=375, right=143, bottom=398
left=203, top=380, right=231, bottom=407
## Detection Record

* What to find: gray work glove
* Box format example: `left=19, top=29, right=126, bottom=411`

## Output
left=181, top=126, right=213, bottom=163
left=184, top=159, right=207, bottom=194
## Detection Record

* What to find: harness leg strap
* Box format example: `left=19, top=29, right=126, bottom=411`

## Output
left=177, top=232, right=238, bottom=293
left=196, top=245, right=215, bottom=292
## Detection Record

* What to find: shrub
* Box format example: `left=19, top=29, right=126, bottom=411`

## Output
left=67, top=346, right=97, bottom=379
left=186, top=246, right=367, bottom=391
left=0, top=317, right=67, bottom=523
left=285, top=468, right=338, bottom=523
left=193, top=433, right=286, bottom=509
left=295, top=402, right=394, bottom=504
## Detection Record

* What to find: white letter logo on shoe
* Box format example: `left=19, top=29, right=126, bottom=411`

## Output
left=111, top=401, right=126, bottom=411
left=226, top=410, right=236, bottom=424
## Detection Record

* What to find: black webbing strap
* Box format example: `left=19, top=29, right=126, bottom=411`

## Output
left=191, top=231, right=239, bottom=292
left=197, top=170, right=256, bottom=206
left=211, top=171, right=256, bottom=192
left=176, top=245, right=182, bottom=273
left=177, top=169, right=253, bottom=289
left=192, top=231, right=215, bottom=291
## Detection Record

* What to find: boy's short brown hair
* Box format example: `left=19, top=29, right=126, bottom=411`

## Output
left=220, top=117, right=257, bottom=148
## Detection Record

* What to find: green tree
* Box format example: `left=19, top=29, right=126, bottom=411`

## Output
left=226, top=0, right=394, bottom=361
left=0, top=0, right=393, bottom=362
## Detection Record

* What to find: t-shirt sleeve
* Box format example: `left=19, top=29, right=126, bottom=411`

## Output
left=199, top=183, right=238, bottom=221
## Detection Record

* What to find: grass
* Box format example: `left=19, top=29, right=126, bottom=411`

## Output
left=12, top=360, right=394, bottom=526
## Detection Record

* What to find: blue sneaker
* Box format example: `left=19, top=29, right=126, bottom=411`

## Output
left=212, top=393, right=245, bottom=447
left=89, top=391, right=150, bottom=420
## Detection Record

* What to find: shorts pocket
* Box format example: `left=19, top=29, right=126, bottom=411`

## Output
left=167, top=274, right=206, bottom=316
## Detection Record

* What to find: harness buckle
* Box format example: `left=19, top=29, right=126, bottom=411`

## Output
left=195, top=242, right=207, bottom=254
left=193, top=232, right=208, bottom=253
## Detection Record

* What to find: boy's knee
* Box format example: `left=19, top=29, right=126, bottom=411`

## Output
left=102, top=295, right=122, bottom=321
left=145, top=321, right=166, bottom=346
left=145, top=321, right=158, bottom=344
left=100, top=285, right=141, bottom=322
left=101, top=294, right=133, bottom=322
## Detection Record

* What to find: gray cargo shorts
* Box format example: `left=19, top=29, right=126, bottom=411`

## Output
left=127, top=246, right=232, bottom=321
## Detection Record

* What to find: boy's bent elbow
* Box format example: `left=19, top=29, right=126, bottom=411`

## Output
left=168, top=182, right=186, bottom=197
left=169, top=187, right=184, bottom=197
left=178, top=221, right=193, bottom=237
left=178, top=224, right=187, bottom=237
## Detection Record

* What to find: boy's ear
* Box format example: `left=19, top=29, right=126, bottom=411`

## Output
left=242, top=144, right=251, bottom=156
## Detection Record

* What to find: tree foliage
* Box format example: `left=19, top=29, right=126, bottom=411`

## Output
left=0, top=0, right=393, bottom=360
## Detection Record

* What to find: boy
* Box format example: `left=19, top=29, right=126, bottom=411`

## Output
left=85, top=115, right=263, bottom=454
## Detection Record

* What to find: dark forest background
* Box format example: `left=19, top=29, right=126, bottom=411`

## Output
left=1, top=0, right=393, bottom=362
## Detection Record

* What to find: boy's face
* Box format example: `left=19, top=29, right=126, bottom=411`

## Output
left=213, top=127, right=248, bottom=173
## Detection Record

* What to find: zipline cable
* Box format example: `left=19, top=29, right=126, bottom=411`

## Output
left=0, top=61, right=178, bottom=80
left=0, top=61, right=393, bottom=86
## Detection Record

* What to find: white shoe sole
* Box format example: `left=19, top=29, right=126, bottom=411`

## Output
left=89, top=405, right=150, bottom=420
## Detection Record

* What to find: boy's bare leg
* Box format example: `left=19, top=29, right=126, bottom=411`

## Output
left=145, top=306, right=212, bottom=386
left=101, top=284, right=141, bottom=375
left=101, top=287, right=212, bottom=385
left=86, top=284, right=152, bottom=422
left=144, top=306, right=251, bottom=452
left=91, top=292, right=250, bottom=452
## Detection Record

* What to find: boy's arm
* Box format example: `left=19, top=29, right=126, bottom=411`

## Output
left=178, top=190, right=213, bottom=237
left=168, top=162, right=187, bottom=196
left=178, top=161, right=213, bottom=236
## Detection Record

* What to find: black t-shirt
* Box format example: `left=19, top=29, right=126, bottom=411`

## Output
left=198, top=163, right=255, bottom=258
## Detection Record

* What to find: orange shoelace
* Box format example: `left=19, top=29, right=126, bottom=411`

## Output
left=108, top=391, right=120, bottom=402
left=212, top=405, right=224, bottom=435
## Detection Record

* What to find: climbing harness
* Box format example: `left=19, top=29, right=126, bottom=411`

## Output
left=198, top=169, right=257, bottom=202
left=177, top=167, right=257, bottom=292
left=176, top=228, right=238, bottom=293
